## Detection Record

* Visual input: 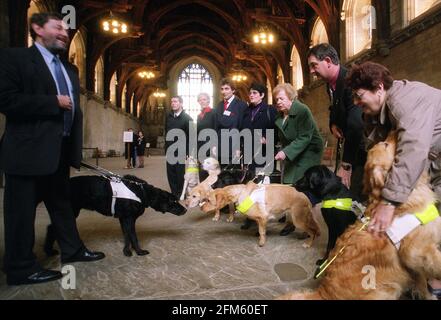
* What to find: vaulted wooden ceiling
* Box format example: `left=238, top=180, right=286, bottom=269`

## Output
left=7, top=0, right=340, bottom=109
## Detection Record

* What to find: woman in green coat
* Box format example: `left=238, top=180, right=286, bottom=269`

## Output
left=274, top=83, right=324, bottom=184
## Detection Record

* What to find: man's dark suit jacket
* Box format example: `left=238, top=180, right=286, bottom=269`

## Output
left=214, top=96, right=247, bottom=162
left=214, top=96, right=247, bottom=132
left=0, top=45, right=83, bottom=176
left=327, top=66, right=365, bottom=166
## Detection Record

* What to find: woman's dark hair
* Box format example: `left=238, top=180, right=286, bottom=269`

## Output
left=29, top=12, right=64, bottom=41
left=249, top=82, right=267, bottom=96
left=346, top=62, right=394, bottom=91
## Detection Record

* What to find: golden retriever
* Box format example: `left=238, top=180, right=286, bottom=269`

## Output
left=279, top=131, right=441, bottom=299
left=201, top=182, right=320, bottom=247
left=363, top=131, right=441, bottom=299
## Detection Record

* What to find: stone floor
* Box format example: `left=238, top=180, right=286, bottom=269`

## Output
left=0, top=156, right=328, bottom=300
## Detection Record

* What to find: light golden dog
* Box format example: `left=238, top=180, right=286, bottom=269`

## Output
left=363, top=131, right=441, bottom=299
left=201, top=182, right=320, bottom=247
left=279, top=131, right=441, bottom=300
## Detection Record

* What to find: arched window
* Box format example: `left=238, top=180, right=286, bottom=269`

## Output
left=130, top=93, right=135, bottom=115
left=94, top=56, right=104, bottom=98
left=277, top=65, right=284, bottom=84
left=109, top=72, right=117, bottom=104
left=121, top=84, right=127, bottom=111
left=266, top=78, right=273, bottom=105
left=68, top=30, right=86, bottom=88
left=343, top=0, right=374, bottom=58
left=405, top=0, right=441, bottom=24
left=311, top=18, right=329, bottom=46
left=137, top=102, right=141, bottom=118
left=177, top=63, right=213, bottom=121
left=27, top=1, right=40, bottom=47
left=290, top=45, right=304, bottom=90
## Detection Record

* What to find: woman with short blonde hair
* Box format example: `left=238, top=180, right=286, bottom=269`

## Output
left=273, top=83, right=298, bottom=101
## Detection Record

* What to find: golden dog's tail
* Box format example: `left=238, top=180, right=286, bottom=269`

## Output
left=276, top=290, right=322, bottom=300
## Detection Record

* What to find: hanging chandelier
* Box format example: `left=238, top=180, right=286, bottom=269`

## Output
left=102, top=11, right=128, bottom=34
left=138, top=71, right=155, bottom=79
left=252, top=26, right=275, bottom=45
left=153, top=90, right=166, bottom=98
left=232, top=73, right=248, bottom=82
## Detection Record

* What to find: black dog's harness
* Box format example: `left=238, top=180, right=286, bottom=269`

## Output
left=80, top=162, right=143, bottom=215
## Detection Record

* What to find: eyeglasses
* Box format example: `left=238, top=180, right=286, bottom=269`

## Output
left=353, top=90, right=367, bottom=100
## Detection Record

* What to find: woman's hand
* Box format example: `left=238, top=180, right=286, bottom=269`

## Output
left=368, top=202, right=396, bottom=237
left=275, top=151, right=286, bottom=161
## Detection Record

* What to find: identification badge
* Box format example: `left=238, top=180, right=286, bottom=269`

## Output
left=223, top=110, right=231, bottom=116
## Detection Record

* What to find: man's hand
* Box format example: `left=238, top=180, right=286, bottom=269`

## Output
left=368, top=202, right=396, bottom=238
left=275, top=151, right=286, bottom=161
left=57, top=95, right=72, bottom=110
left=337, top=164, right=352, bottom=188
left=261, top=137, right=267, bottom=144
left=331, top=124, right=343, bottom=139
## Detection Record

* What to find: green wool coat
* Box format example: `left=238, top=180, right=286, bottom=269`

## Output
left=275, top=100, right=324, bottom=184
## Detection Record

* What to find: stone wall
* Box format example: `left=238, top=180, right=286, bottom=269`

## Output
left=80, top=93, right=140, bottom=158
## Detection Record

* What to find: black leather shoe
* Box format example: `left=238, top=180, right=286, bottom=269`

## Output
left=240, top=218, right=254, bottom=230
left=7, top=269, right=63, bottom=286
left=62, top=249, right=105, bottom=263
left=279, top=224, right=296, bottom=236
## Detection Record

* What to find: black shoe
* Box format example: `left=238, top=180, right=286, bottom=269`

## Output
left=279, top=224, right=296, bottom=236
left=240, top=218, right=254, bottom=230
left=428, top=284, right=441, bottom=299
left=7, top=269, right=63, bottom=286
left=61, top=249, right=105, bottom=263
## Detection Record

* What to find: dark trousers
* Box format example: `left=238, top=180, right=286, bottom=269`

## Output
left=166, top=162, right=185, bottom=197
left=3, top=139, right=85, bottom=278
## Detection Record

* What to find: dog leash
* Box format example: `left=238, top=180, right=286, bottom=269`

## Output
left=80, top=162, right=144, bottom=186
left=314, top=217, right=370, bottom=279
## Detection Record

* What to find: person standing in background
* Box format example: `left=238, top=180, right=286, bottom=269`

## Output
left=137, top=131, right=146, bottom=168
left=165, top=95, right=193, bottom=197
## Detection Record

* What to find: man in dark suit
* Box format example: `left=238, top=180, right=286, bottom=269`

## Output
left=0, top=12, right=104, bottom=286
left=307, top=43, right=366, bottom=201
left=214, top=78, right=247, bottom=166
left=165, top=95, right=193, bottom=197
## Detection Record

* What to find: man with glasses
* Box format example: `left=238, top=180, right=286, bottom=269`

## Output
left=307, top=43, right=366, bottom=201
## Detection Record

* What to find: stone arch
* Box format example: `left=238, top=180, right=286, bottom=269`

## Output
left=94, top=55, right=104, bottom=98
left=290, top=45, right=304, bottom=90
left=68, top=28, right=87, bottom=88
left=343, top=0, right=374, bottom=58
left=311, top=17, right=329, bottom=47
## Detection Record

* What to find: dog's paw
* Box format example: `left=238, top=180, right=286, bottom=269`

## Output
left=135, top=249, right=150, bottom=256
left=227, top=216, right=234, bottom=223
left=123, top=248, right=133, bottom=257
left=212, top=216, right=220, bottom=222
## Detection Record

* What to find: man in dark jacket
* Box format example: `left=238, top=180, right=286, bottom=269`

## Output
left=0, top=12, right=104, bottom=286
left=308, top=43, right=366, bottom=201
left=165, top=95, right=193, bottom=197
left=214, top=78, right=247, bottom=166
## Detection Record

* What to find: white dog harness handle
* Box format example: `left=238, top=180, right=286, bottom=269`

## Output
left=110, top=180, right=142, bottom=215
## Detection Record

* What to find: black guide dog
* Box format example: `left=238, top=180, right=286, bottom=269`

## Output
left=44, top=175, right=187, bottom=257
left=294, top=165, right=358, bottom=265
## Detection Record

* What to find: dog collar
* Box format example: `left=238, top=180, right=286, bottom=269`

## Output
left=322, top=198, right=353, bottom=211
left=186, top=168, right=199, bottom=173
